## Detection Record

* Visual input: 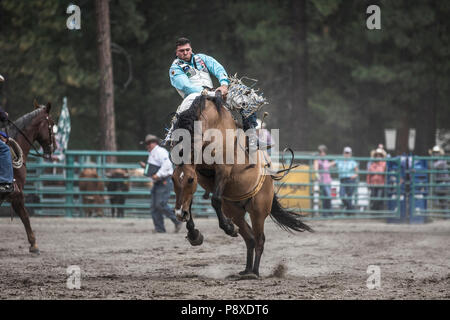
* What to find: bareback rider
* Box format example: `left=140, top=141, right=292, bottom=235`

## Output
left=0, top=74, right=14, bottom=193
left=165, top=37, right=259, bottom=149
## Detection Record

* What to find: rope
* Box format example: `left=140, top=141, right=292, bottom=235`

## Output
left=8, top=138, right=23, bottom=169
left=226, top=74, right=268, bottom=118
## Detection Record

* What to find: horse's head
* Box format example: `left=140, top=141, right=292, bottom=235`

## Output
left=172, top=163, right=197, bottom=221
left=33, top=100, right=57, bottom=159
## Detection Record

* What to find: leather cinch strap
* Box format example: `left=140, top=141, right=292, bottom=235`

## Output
left=223, top=166, right=267, bottom=202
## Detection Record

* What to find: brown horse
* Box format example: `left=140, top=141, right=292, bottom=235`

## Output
left=171, top=93, right=313, bottom=277
left=1, top=101, right=56, bottom=254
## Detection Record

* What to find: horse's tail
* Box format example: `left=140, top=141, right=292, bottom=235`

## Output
left=270, top=194, right=314, bottom=233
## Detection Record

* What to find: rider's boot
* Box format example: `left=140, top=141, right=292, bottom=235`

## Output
left=242, top=113, right=262, bottom=152
left=162, top=115, right=177, bottom=147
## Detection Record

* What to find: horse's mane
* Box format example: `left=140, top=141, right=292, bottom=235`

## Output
left=6, top=108, right=44, bottom=139
left=174, top=95, right=205, bottom=135
left=174, top=93, right=223, bottom=135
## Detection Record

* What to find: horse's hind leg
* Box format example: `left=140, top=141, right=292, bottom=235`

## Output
left=11, top=197, right=39, bottom=254
left=223, top=201, right=255, bottom=275
left=250, top=218, right=265, bottom=277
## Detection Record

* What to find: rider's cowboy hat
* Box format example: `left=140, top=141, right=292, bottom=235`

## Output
left=140, top=134, right=160, bottom=145
left=370, top=148, right=387, bottom=158
left=428, top=145, right=445, bottom=156
left=0, top=74, right=4, bottom=82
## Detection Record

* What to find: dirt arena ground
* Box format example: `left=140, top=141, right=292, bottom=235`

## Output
left=0, top=216, right=449, bottom=300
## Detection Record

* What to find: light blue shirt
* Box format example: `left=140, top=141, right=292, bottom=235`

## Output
left=336, top=159, right=358, bottom=179
left=169, top=53, right=229, bottom=97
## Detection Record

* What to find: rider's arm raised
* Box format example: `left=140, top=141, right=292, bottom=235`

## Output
left=197, top=53, right=229, bottom=87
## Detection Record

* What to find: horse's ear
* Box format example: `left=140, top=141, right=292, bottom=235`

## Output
left=46, top=102, right=52, bottom=113
left=33, top=99, right=39, bottom=109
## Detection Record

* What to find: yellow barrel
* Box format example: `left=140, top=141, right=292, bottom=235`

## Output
left=276, top=164, right=311, bottom=215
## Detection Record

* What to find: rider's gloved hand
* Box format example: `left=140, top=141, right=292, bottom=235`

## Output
left=215, top=84, right=228, bottom=98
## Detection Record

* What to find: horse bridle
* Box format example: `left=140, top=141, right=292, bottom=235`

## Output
left=7, top=113, right=54, bottom=160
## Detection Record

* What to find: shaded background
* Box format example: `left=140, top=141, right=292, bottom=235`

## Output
left=0, top=0, right=449, bottom=155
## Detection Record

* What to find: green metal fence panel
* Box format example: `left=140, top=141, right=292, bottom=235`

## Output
left=5, top=150, right=446, bottom=221
left=14, top=150, right=217, bottom=218
left=409, top=155, right=450, bottom=219
left=275, top=154, right=402, bottom=220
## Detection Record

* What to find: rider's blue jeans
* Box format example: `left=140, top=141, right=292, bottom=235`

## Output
left=0, top=140, right=13, bottom=184
left=242, top=112, right=258, bottom=131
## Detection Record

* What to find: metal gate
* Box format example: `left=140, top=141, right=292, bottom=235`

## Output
left=2, top=150, right=448, bottom=221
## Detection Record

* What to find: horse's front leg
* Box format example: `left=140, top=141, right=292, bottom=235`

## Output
left=211, top=168, right=239, bottom=237
left=185, top=201, right=203, bottom=246
left=11, top=194, right=39, bottom=254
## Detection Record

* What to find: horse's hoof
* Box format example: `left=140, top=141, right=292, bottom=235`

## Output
left=239, top=273, right=259, bottom=280
left=186, top=230, right=203, bottom=246
left=29, top=247, right=40, bottom=255
left=228, top=224, right=239, bottom=237
left=226, top=272, right=259, bottom=280
left=239, top=270, right=252, bottom=276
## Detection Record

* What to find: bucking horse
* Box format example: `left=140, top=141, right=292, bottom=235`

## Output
left=171, top=90, right=314, bottom=278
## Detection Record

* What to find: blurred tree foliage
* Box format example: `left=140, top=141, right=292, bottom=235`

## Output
left=0, top=0, right=449, bottom=155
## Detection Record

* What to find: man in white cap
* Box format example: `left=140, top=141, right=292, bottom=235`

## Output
left=336, top=146, right=359, bottom=214
left=140, top=134, right=181, bottom=233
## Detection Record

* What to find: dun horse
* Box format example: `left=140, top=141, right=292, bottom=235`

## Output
left=0, top=101, right=56, bottom=254
left=171, top=93, right=313, bottom=277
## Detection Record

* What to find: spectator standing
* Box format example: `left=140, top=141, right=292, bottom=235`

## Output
left=429, top=145, right=449, bottom=210
left=367, top=148, right=387, bottom=211
left=336, top=146, right=359, bottom=214
left=314, top=145, right=335, bottom=216
left=140, top=134, right=182, bottom=233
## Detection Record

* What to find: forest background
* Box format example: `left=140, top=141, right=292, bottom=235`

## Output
left=0, top=0, right=449, bottom=156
